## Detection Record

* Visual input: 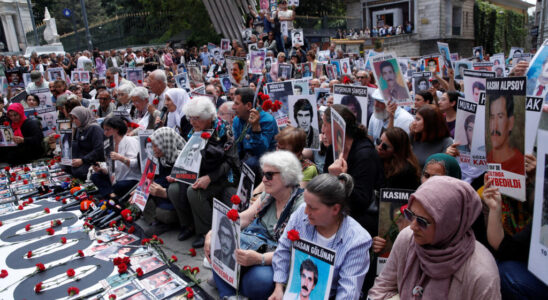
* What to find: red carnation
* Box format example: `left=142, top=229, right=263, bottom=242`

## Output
left=3, top=166, right=9, bottom=171
left=230, top=195, right=241, bottom=205
left=36, top=263, right=45, bottom=272
left=28, top=197, right=33, bottom=204
left=54, top=134, right=60, bottom=139
left=170, top=255, right=178, bottom=262
left=44, top=207, right=50, bottom=214
left=141, top=238, right=150, bottom=245
left=0, top=221, right=2, bottom=226
left=146, top=172, right=154, bottom=180
left=24, top=167, right=30, bottom=172
left=46, top=227, right=55, bottom=235
left=135, top=267, right=144, bottom=277
left=110, top=82, right=116, bottom=88
left=109, top=295, right=117, bottom=300
left=125, top=215, right=133, bottom=223
left=61, top=237, right=67, bottom=244
left=55, top=196, right=61, bottom=201
left=287, top=229, right=300, bottom=241
left=33, top=111, right=38, bottom=116
left=35, top=282, right=42, bottom=293
left=52, top=126, right=56, bottom=130
left=2, top=121, right=8, bottom=126
left=27, top=251, right=32, bottom=258
left=137, top=80, right=142, bottom=84
left=188, top=248, right=197, bottom=257
left=201, top=132, right=211, bottom=139
left=182, top=265, right=191, bottom=271
left=227, top=209, right=239, bottom=221
left=188, top=291, right=194, bottom=299
left=262, top=99, right=273, bottom=111
left=122, top=256, right=131, bottom=265
left=129, top=122, right=140, bottom=128
left=68, top=286, right=79, bottom=296
left=97, top=239, right=103, bottom=243
left=77, top=250, right=85, bottom=257
left=25, top=224, right=31, bottom=231
left=118, top=225, right=126, bottom=231
left=153, top=98, right=159, bottom=105
left=128, top=226, right=135, bottom=233
left=66, top=268, right=75, bottom=277
left=399, top=204, right=408, bottom=216
left=191, top=267, right=200, bottom=274
left=109, top=220, right=117, bottom=228
left=18, top=205, right=23, bottom=210
left=342, top=75, right=351, bottom=84
left=23, top=179, right=28, bottom=184
left=62, top=199, right=67, bottom=204
left=41, top=173, right=47, bottom=178
left=0, top=269, right=7, bottom=278
left=146, top=137, right=151, bottom=142
left=113, top=257, right=122, bottom=265
left=117, top=263, right=128, bottom=274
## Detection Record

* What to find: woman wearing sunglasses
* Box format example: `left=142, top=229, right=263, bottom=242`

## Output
left=269, top=173, right=372, bottom=300
left=368, top=176, right=501, bottom=300
left=204, top=150, right=304, bottom=299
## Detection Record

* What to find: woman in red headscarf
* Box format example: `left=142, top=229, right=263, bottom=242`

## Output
left=1, top=103, right=44, bottom=164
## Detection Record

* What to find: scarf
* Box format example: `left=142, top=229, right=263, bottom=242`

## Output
left=166, top=88, right=189, bottom=129
left=400, top=176, right=481, bottom=299
left=70, top=106, right=96, bottom=130
left=149, top=127, right=185, bottom=166
left=424, top=153, right=461, bottom=179
left=7, top=103, right=26, bottom=137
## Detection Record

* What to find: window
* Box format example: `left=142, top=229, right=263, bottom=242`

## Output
left=452, top=6, right=462, bottom=36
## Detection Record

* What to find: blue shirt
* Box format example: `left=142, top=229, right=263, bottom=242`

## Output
left=232, top=110, right=278, bottom=158
left=272, top=204, right=372, bottom=300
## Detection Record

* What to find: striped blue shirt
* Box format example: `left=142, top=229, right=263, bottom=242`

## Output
left=272, top=203, right=372, bottom=299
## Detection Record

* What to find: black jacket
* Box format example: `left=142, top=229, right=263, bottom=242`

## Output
left=72, top=124, right=105, bottom=165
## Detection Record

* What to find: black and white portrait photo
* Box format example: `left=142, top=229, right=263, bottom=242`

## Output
left=288, top=95, right=320, bottom=150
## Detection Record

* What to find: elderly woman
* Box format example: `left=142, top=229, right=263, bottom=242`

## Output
left=68, top=106, right=105, bottom=180
left=91, top=117, right=140, bottom=199
left=115, top=84, right=133, bottom=113
left=155, top=88, right=190, bottom=134
left=145, top=127, right=185, bottom=236
left=368, top=176, right=501, bottom=300
left=270, top=173, right=372, bottom=299
left=167, top=96, right=238, bottom=247
left=204, top=150, right=303, bottom=299
left=128, top=86, right=161, bottom=133
left=0, top=103, right=44, bottom=164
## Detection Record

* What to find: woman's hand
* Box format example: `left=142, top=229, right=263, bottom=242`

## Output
left=166, top=176, right=176, bottom=183
left=525, top=154, right=536, bottom=177
left=13, top=136, right=24, bottom=144
left=445, top=143, right=460, bottom=157
left=110, top=151, right=123, bottom=162
left=482, top=177, right=502, bottom=212
left=235, top=249, right=262, bottom=267
left=268, top=284, right=285, bottom=300
left=328, top=154, right=347, bottom=176
left=192, top=175, right=211, bottom=190
left=148, top=182, right=167, bottom=198
left=372, top=236, right=387, bottom=254
left=72, top=158, right=83, bottom=167
left=204, top=231, right=212, bottom=264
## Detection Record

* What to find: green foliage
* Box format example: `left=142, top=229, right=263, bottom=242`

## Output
left=474, top=0, right=528, bottom=55
left=31, top=0, right=106, bottom=35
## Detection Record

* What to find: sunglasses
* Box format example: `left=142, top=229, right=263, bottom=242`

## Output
left=375, top=138, right=391, bottom=151
left=403, top=208, right=431, bottom=230
left=263, top=171, right=280, bottom=181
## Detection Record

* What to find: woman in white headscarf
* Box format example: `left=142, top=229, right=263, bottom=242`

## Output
left=164, top=88, right=190, bottom=131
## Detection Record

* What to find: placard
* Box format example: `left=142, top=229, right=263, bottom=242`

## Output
left=288, top=95, right=320, bottom=150
left=130, top=158, right=157, bottom=211
left=333, top=84, right=369, bottom=126
left=236, top=163, right=255, bottom=211
left=330, top=109, right=346, bottom=160
left=455, top=98, right=477, bottom=165
left=371, top=53, right=412, bottom=106
left=171, top=131, right=209, bottom=185
left=211, top=198, right=240, bottom=289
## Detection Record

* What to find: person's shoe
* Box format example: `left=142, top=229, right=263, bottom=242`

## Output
left=192, top=235, right=205, bottom=248
left=144, top=221, right=172, bottom=236
left=177, top=227, right=194, bottom=241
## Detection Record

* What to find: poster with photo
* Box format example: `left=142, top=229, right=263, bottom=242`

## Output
left=130, top=158, right=157, bottom=211
left=104, top=136, right=115, bottom=184
left=139, top=130, right=159, bottom=175
left=27, top=87, right=53, bottom=107
left=175, top=72, right=190, bottom=91
left=236, top=163, right=255, bottom=211
left=526, top=39, right=548, bottom=98
left=412, top=71, right=432, bottom=94
left=292, top=28, right=304, bottom=47
left=57, top=119, right=72, bottom=133
left=473, top=62, right=494, bottom=71
left=325, top=64, right=337, bottom=81
left=108, top=280, right=142, bottom=299
left=221, top=39, right=231, bottom=51
left=301, top=63, right=313, bottom=78
left=437, top=42, right=452, bottom=69
left=5, top=70, right=23, bottom=88
left=454, top=60, right=472, bottom=80
left=473, top=46, right=484, bottom=60
left=371, top=53, right=412, bottom=106
left=0, top=126, right=16, bottom=147
left=47, top=67, right=65, bottom=82
left=283, top=238, right=335, bottom=300
left=471, top=91, right=488, bottom=170
left=226, top=56, right=248, bottom=86
left=512, top=53, right=532, bottom=67
left=291, top=78, right=310, bottom=96
left=528, top=129, right=548, bottom=285
left=315, top=63, right=325, bottom=78
left=491, top=54, right=506, bottom=77
left=339, top=58, right=351, bottom=76
left=211, top=199, right=240, bottom=289
left=35, top=106, right=57, bottom=136
left=463, top=69, right=495, bottom=104
left=60, top=132, right=72, bottom=165
left=315, top=88, right=330, bottom=107
left=126, top=68, right=144, bottom=86
left=333, top=84, right=368, bottom=126
left=22, top=73, right=31, bottom=87
left=455, top=98, right=478, bottom=165
left=187, top=63, right=204, bottom=89
left=9, top=90, right=27, bottom=103
left=278, top=63, right=293, bottom=80
left=0, top=76, right=7, bottom=96
left=220, top=75, right=232, bottom=93
left=289, top=95, right=320, bottom=150
left=317, top=50, right=330, bottom=64
left=249, top=50, right=266, bottom=75
left=485, top=77, right=526, bottom=201
left=330, top=108, right=346, bottom=160
left=139, top=268, right=179, bottom=290
left=266, top=81, right=293, bottom=115
left=331, top=59, right=341, bottom=76
left=421, top=55, right=441, bottom=75
left=509, top=47, right=525, bottom=65
left=525, top=96, right=543, bottom=154
left=376, top=188, right=413, bottom=274
left=171, top=131, right=209, bottom=185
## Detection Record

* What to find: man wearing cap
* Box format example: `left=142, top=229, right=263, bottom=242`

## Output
left=367, top=89, right=414, bottom=141
left=26, top=71, right=49, bottom=94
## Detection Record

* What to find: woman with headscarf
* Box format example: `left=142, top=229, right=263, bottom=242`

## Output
left=368, top=176, right=501, bottom=300
left=0, top=103, right=44, bottom=164
left=155, top=88, right=190, bottom=134
left=144, top=127, right=186, bottom=236
left=69, top=106, right=105, bottom=180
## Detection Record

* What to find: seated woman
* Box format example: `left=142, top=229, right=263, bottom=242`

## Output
left=128, top=87, right=160, bottom=134
left=409, top=105, right=453, bottom=168
left=204, top=150, right=304, bottom=299
left=167, top=96, right=238, bottom=247
left=144, top=127, right=185, bottom=236
left=68, top=106, right=105, bottom=180
left=270, top=173, right=373, bottom=299
left=376, top=127, right=420, bottom=190
left=91, top=117, right=140, bottom=199
left=0, top=103, right=44, bottom=164
left=368, top=176, right=501, bottom=300
left=156, top=88, right=190, bottom=134
left=115, top=84, right=133, bottom=113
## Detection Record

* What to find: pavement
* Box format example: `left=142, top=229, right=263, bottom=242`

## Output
left=136, top=218, right=220, bottom=299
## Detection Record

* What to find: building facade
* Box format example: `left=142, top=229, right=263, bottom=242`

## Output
left=0, top=0, right=33, bottom=53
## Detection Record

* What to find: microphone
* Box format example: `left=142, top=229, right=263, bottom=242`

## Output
left=155, top=106, right=168, bottom=129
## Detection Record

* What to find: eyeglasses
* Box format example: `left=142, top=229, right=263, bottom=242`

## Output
left=375, top=138, right=391, bottom=151
left=98, top=97, right=110, bottom=101
left=263, top=171, right=280, bottom=181
left=403, top=208, right=431, bottom=230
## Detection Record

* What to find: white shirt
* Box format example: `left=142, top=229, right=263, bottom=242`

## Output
left=114, top=136, right=141, bottom=182
left=26, top=80, right=49, bottom=94
left=77, top=56, right=93, bottom=71
left=368, top=107, right=414, bottom=141
left=150, top=87, right=169, bottom=111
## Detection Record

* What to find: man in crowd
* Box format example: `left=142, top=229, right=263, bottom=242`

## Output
left=368, top=89, right=413, bottom=141
left=26, top=70, right=49, bottom=94
left=357, top=70, right=377, bottom=88
left=96, top=90, right=116, bottom=118
left=148, top=69, right=169, bottom=110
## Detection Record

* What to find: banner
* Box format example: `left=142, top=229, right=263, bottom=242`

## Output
left=455, top=98, right=478, bottom=166
left=525, top=96, right=543, bottom=154
left=211, top=199, right=240, bottom=288
left=371, top=53, right=412, bottom=106
left=330, top=109, right=346, bottom=161
left=333, top=84, right=369, bottom=126
left=236, top=163, right=255, bottom=211
left=171, top=131, right=208, bottom=185
left=130, top=158, right=157, bottom=211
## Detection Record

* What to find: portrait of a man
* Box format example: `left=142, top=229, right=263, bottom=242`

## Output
left=487, top=94, right=524, bottom=175
left=214, top=216, right=236, bottom=269
left=415, top=77, right=429, bottom=92
left=427, top=59, right=438, bottom=73
left=455, top=63, right=469, bottom=80
left=231, top=60, right=245, bottom=85
left=457, top=114, right=475, bottom=153
left=379, top=61, right=408, bottom=101
left=530, top=55, right=548, bottom=99
left=293, top=98, right=319, bottom=149
left=287, top=259, right=318, bottom=300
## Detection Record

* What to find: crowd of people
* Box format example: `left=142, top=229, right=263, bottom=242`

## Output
left=0, top=2, right=546, bottom=299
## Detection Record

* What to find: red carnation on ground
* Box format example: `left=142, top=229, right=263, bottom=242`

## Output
left=153, top=98, right=159, bottom=105
left=262, top=99, right=273, bottom=111
left=109, top=220, right=117, bottom=228
left=227, top=209, right=239, bottom=221
left=230, top=195, right=241, bottom=205
left=122, top=256, right=131, bottom=265
left=28, top=197, right=33, bottom=204
left=23, top=179, right=28, bottom=184
left=0, top=269, right=7, bottom=278
left=97, top=239, right=103, bottom=243
left=191, top=267, right=200, bottom=274
left=24, top=167, right=30, bottom=172
left=66, top=268, right=75, bottom=277
left=109, top=295, right=117, bottom=300
left=136, top=267, right=144, bottom=277
left=36, top=263, right=45, bottom=272
left=2, top=121, right=8, bottom=126
left=25, top=224, right=31, bottom=231
left=46, top=227, right=55, bottom=235
left=67, top=286, right=79, bottom=296
left=201, top=132, right=211, bottom=139
left=141, top=238, right=150, bottom=245
left=188, top=248, right=197, bottom=257
left=61, top=237, right=67, bottom=244
left=35, top=282, right=43, bottom=293
left=18, top=205, right=23, bottom=210
left=77, top=250, right=85, bottom=257
left=0, top=221, right=3, bottom=226
left=113, top=257, right=122, bottom=265
left=3, top=166, right=9, bottom=171
left=27, top=251, right=32, bottom=258
left=127, top=226, right=135, bottom=234
left=41, top=173, right=47, bottom=178
left=182, top=265, right=191, bottom=271
left=118, top=224, right=126, bottom=231
left=117, top=263, right=128, bottom=274
left=287, top=229, right=300, bottom=241
left=170, top=255, right=178, bottom=262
